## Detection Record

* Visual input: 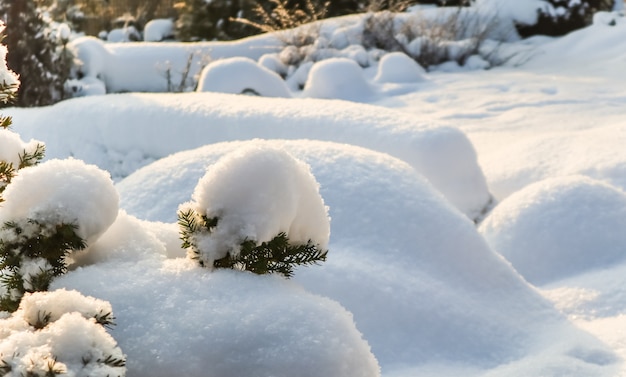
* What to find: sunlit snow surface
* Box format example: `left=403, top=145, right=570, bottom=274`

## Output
left=3, top=8, right=626, bottom=377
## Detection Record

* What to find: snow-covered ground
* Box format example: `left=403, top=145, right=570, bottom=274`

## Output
left=3, top=5, right=626, bottom=377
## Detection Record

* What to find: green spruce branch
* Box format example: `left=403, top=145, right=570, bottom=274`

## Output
left=178, top=208, right=327, bottom=278
left=0, top=219, right=86, bottom=312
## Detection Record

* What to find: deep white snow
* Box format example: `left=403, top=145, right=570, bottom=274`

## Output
left=3, top=3, right=626, bottom=377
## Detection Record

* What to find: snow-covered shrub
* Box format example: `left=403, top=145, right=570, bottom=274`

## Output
left=178, top=145, right=330, bottom=277
left=374, top=50, right=427, bottom=82
left=196, top=57, right=292, bottom=97
left=0, top=1, right=74, bottom=107
left=0, top=289, right=126, bottom=377
left=0, top=159, right=119, bottom=312
left=144, top=18, right=175, bottom=42
left=303, top=58, right=376, bottom=101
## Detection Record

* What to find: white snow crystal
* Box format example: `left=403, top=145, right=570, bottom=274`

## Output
left=0, top=159, right=119, bottom=244
left=181, top=143, right=330, bottom=266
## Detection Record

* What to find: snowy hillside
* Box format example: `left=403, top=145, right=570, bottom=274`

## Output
left=3, top=4, right=626, bottom=377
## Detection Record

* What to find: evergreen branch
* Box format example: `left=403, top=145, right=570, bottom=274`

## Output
left=0, top=114, right=12, bottom=129
left=0, top=359, right=12, bottom=375
left=94, top=310, right=116, bottom=329
left=177, top=208, right=200, bottom=249
left=98, top=354, right=126, bottom=368
left=213, top=232, right=327, bottom=278
left=18, top=143, right=46, bottom=169
left=32, top=310, right=52, bottom=330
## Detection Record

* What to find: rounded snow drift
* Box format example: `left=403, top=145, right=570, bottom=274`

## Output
left=196, top=57, right=292, bottom=98
left=479, top=175, right=626, bottom=285
left=374, top=52, right=426, bottom=83
left=303, top=58, right=376, bottom=102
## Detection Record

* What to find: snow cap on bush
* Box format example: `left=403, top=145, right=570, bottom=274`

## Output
left=0, top=158, right=119, bottom=243
left=303, top=58, right=376, bottom=102
left=196, top=57, right=292, bottom=98
left=374, top=52, right=426, bottom=83
left=180, top=143, right=330, bottom=266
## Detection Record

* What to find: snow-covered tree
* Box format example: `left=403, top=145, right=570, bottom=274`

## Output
left=0, top=0, right=73, bottom=107
left=175, top=0, right=256, bottom=41
left=178, top=144, right=330, bottom=278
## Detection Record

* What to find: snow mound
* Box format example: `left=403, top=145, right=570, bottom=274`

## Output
left=180, top=144, right=329, bottom=265
left=143, top=18, right=174, bottom=42
left=480, top=175, right=626, bottom=285
left=0, top=128, right=42, bottom=167
left=116, top=139, right=613, bottom=374
left=303, top=58, right=376, bottom=102
left=374, top=52, right=426, bottom=83
left=8, top=92, right=491, bottom=221
left=53, top=260, right=380, bottom=377
left=196, top=57, right=291, bottom=97
left=0, top=159, right=118, bottom=243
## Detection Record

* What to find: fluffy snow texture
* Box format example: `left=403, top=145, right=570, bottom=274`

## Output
left=0, top=128, right=42, bottom=168
left=54, top=261, right=380, bottom=377
left=196, top=57, right=292, bottom=97
left=303, top=58, right=376, bottom=102
left=0, top=159, right=119, bottom=244
left=8, top=93, right=491, bottom=221
left=116, top=139, right=617, bottom=375
left=374, top=52, right=426, bottom=83
left=181, top=145, right=329, bottom=265
left=0, top=290, right=125, bottom=377
left=480, top=176, right=626, bottom=286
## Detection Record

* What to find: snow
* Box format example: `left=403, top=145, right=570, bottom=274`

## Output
left=4, top=5, right=626, bottom=377
left=0, top=128, right=41, bottom=168
left=374, top=52, right=426, bottom=83
left=196, top=57, right=292, bottom=97
left=479, top=176, right=626, bottom=285
left=0, top=158, right=119, bottom=244
left=180, top=144, right=330, bottom=265
left=143, top=19, right=174, bottom=42
left=303, top=58, right=376, bottom=102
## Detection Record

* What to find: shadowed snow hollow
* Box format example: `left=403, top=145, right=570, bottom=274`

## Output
left=116, top=139, right=617, bottom=376
left=9, top=92, right=491, bottom=221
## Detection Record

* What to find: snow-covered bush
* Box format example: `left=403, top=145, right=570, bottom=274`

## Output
left=178, top=145, right=330, bottom=277
left=303, top=57, right=376, bottom=101
left=374, top=51, right=427, bottom=82
left=144, top=19, right=175, bottom=42
left=0, top=159, right=118, bottom=312
left=0, top=289, right=126, bottom=377
left=196, top=57, right=292, bottom=97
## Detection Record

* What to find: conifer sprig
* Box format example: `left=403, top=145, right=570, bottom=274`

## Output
left=0, top=219, right=86, bottom=312
left=178, top=207, right=328, bottom=278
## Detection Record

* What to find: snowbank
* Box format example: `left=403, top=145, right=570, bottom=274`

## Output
left=303, top=58, right=376, bottom=102
left=116, top=139, right=615, bottom=375
left=480, top=176, right=626, bottom=285
left=8, top=92, right=491, bottom=220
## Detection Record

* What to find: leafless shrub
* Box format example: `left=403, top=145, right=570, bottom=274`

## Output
left=158, top=51, right=212, bottom=92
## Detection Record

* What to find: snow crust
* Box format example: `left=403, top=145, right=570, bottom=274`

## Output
left=181, top=144, right=330, bottom=264
left=196, top=57, right=292, bottom=97
left=0, top=159, right=119, bottom=243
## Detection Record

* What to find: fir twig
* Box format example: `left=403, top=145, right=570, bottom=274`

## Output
left=18, top=144, right=46, bottom=169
